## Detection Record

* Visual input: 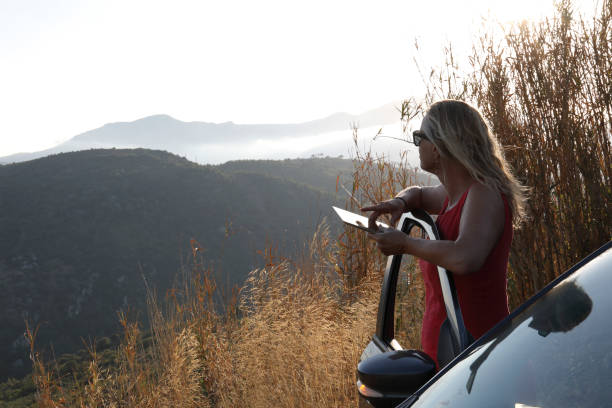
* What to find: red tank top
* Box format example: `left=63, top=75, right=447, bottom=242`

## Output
left=419, top=185, right=512, bottom=364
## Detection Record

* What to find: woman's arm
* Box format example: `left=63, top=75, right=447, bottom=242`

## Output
left=369, top=183, right=505, bottom=275
left=361, top=184, right=448, bottom=230
left=395, top=184, right=448, bottom=215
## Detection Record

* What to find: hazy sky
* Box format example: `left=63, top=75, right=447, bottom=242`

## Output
left=0, top=0, right=597, bottom=157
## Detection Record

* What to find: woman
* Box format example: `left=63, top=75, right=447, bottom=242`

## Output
left=361, top=99, right=526, bottom=364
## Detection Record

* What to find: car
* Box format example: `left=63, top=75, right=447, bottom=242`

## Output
left=356, top=209, right=612, bottom=408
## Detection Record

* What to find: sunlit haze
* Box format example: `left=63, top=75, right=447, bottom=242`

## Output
left=0, top=0, right=597, bottom=158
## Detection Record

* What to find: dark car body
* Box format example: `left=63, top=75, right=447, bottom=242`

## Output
left=356, top=210, right=611, bottom=407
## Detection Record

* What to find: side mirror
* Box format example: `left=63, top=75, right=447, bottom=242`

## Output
left=357, top=350, right=436, bottom=408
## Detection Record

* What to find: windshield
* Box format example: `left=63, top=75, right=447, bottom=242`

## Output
left=408, top=247, right=612, bottom=408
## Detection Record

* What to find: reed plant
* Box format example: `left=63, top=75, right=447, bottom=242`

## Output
left=401, top=0, right=610, bottom=308
left=470, top=0, right=611, bottom=307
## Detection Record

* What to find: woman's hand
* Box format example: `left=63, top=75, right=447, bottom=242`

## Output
left=367, top=228, right=411, bottom=256
left=361, top=198, right=405, bottom=230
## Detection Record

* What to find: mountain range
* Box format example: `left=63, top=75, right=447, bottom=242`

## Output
left=0, top=102, right=410, bottom=165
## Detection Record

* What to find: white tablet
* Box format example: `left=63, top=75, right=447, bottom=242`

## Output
left=332, top=206, right=390, bottom=234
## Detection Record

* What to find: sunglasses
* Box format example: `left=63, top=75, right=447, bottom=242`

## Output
left=412, top=130, right=429, bottom=147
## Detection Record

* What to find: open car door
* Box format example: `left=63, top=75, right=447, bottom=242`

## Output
left=356, top=209, right=473, bottom=408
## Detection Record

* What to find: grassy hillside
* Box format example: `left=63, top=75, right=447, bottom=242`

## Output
left=0, top=149, right=350, bottom=381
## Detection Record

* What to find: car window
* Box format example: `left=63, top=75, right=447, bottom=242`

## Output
left=408, top=248, right=612, bottom=408
left=392, top=227, right=427, bottom=350
left=393, top=252, right=424, bottom=350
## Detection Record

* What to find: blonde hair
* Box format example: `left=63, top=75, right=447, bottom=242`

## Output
left=423, top=100, right=527, bottom=225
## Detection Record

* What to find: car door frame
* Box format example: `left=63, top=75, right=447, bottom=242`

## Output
left=361, top=209, right=471, bottom=360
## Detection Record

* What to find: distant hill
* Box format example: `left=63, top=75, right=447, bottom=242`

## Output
left=0, top=149, right=351, bottom=381
left=0, top=103, right=403, bottom=165
left=215, top=157, right=355, bottom=194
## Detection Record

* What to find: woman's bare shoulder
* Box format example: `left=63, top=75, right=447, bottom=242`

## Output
left=463, top=183, right=505, bottom=224
left=422, top=184, right=448, bottom=214
left=467, top=183, right=503, bottom=206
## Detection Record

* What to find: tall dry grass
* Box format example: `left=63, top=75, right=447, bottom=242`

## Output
left=471, top=0, right=611, bottom=307
left=25, top=218, right=391, bottom=407
left=26, top=1, right=610, bottom=406
left=199, top=226, right=380, bottom=407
